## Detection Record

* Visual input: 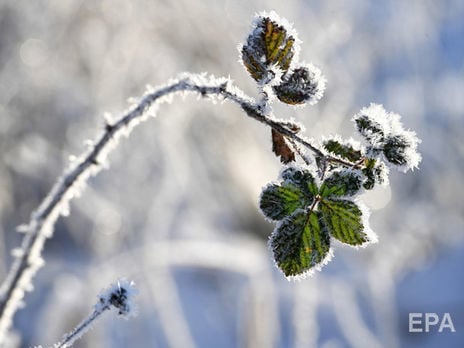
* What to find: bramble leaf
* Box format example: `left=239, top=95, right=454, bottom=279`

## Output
left=241, top=15, right=296, bottom=82
left=281, top=166, right=318, bottom=195
left=270, top=210, right=330, bottom=278
left=354, top=114, right=385, bottom=142
left=319, top=171, right=362, bottom=197
left=260, top=183, right=309, bottom=221
left=261, top=164, right=377, bottom=278
left=319, top=199, right=370, bottom=246
left=323, top=139, right=362, bottom=162
left=273, top=65, right=325, bottom=105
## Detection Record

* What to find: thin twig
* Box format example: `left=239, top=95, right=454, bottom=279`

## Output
left=287, top=138, right=312, bottom=167
left=54, top=306, right=110, bottom=348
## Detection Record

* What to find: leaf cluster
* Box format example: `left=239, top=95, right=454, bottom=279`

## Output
left=241, top=13, right=421, bottom=280
left=260, top=167, right=374, bottom=278
left=241, top=12, right=325, bottom=106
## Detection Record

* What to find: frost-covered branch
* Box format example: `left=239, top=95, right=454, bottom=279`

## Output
left=0, top=72, right=334, bottom=343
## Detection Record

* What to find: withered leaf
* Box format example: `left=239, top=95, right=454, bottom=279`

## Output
left=271, top=129, right=295, bottom=164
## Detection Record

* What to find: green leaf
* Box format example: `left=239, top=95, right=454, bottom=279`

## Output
left=260, top=183, right=309, bottom=221
left=281, top=167, right=318, bottom=197
left=323, top=139, right=362, bottom=162
left=319, top=199, right=370, bottom=246
left=270, top=210, right=331, bottom=278
left=319, top=171, right=362, bottom=197
left=241, top=16, right=296, bottom=82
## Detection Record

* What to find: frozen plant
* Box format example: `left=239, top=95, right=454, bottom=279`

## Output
left=49, top=279, right=137, bottom=348
left=0, top=11, right=421, bottom=345
left=30, top=279, right=137, bottom=348
left=241, top=12, right=420, bottom=279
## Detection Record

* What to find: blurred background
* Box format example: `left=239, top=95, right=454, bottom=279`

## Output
left=0, top=0, right=463, bottom=347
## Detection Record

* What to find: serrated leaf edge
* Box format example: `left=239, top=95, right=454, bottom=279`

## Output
left=325, top=198, right=378, bottom=248
left=267, top=209, right=334, bottom=281
left=257, top=180, right=286, bottom=223
left=252, top=11, right=302, bottom=62
left=320, top=168, right=364, bottom=198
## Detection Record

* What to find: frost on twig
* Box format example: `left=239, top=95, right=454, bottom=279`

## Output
left=0, top=74, right=233, bottom=342
left=0, top=69, right=330, bottom=343
left=52, top=279, right=137, bottom=348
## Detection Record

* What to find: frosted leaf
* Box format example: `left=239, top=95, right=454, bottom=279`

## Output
left=273, top=64, right=326, bottom=105
left=262, top=161, right=380, bottom=279
left=319, top=198, right=372, bottom=246
left=319, top=169, right=362, bottom=197
left=353, top=104, right=388, bottom=145
left=260, top=182, right=310, bottom=221
left=280, top=165, right=318, bottom=196
left=322, top=136, right=363, bottom=162
left=382, top=133, right=421, bottom=172
left=269, top=210, right=331, bottom=278
left=320, top=134, right=391, bottom=191
left=259, top=165, right=317, bottom=222
left=241, top=12, right=299, bottom=84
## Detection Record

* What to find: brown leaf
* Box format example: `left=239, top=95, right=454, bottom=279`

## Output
left=272, top=129, right=295, bottom=164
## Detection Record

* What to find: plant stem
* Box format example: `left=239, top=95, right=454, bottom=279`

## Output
left=54, top=306, right=110, bottom=348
